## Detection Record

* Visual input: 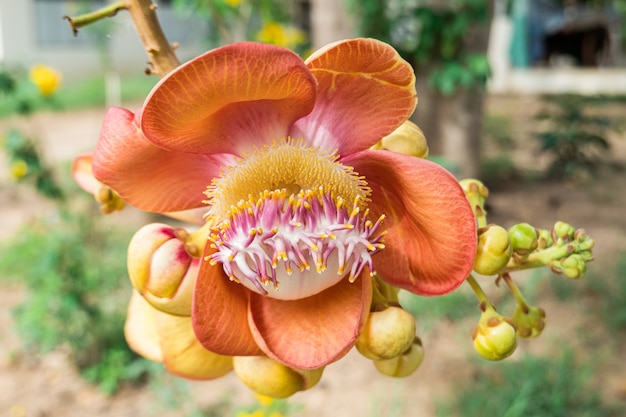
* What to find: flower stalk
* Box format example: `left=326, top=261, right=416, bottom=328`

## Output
left=63, top=1, right=127, bottom=35
left=64, top=0, right=180, bottom=77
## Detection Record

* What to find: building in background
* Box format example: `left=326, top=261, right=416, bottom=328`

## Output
left=0, top=0, right=209, bottom=80
left=488, top=0, right=625, bottom=94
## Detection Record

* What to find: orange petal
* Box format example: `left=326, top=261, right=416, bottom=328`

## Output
left=345, top=150, right=477, bottom=295
left=293, top=38, right=416, bottom=156
left=72, top=153, right=100, bottom=195
left=141, top=42, right=317, bottom=156
left=93, top=107, right=227, bottom=214
left=248, top=273, right=372, bottom=369
left=192, top=249, right=263, bottom=356
left=154, top=307, right=233, bottom=380
left=124, top=291, right=164, bottom=363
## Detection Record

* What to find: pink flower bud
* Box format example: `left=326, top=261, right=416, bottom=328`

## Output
left=127, top=223, right=197, bottom=316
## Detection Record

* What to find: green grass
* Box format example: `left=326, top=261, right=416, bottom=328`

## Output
left=436, top=351, right=620, bottom=417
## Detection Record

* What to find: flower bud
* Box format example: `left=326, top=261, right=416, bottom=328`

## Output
left=233, top=356, right=324, bottom=398
left=459, top=179, right=489, bottom=222
left=472, top=306, right=517, bottom=361
left=473, top=225, right=512, bottom=276
left=375, top=120, right=429, bottom=159
left=96, top=184, right=126, bottom=214
left=537, top=229, right=553, bottom=249
left=508, top=223, right=538, bottom=256
left=554, top=254, right=587, bottom=279
left=356, top=305, right=416, bottom=361
left=512, top=303, right=546, bottom=338
left=127, top=223, right=197, bottom=316
left=374, top=337, right=425, bottom=378
left=553, top=221, right=575, bottom=241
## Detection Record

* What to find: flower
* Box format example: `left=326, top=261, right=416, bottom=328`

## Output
left=9, top=159, right=29, bottom=179
left=256, top=22, right=307, bottom=50
left=29, top=64, right=61, bottom=97
left=74, top=39, right=476, bottom=375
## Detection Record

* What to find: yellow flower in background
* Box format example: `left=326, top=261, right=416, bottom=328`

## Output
left=29, top=64, right=61, bottom=97
left=224, top=0, right=242, bottom=6
left=10, top=159, right=28, bottom=179
left=254, top=394, right=274, bottom=407
left=256, top=22, right=307, bottom=50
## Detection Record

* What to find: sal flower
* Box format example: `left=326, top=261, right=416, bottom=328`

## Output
left=73, top=38, right=476, bottom=378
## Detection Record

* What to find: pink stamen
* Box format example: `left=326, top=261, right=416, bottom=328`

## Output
left=207, top=188, right=385, bottom=300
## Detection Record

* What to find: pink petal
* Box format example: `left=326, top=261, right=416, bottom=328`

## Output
left=291, top=38, right=416, bottom=156
left=141, top=42, right=317, bottom=155
left=248, top=273, right=372, bottom=369
left=192, top=249, right=263, bottom=356
left=344, top=150, right=477, bottom=295
left=93, top=107, right=227, bottom=214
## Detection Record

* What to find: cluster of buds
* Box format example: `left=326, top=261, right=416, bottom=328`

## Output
left=462, top=180, right=594, bottom=361
left=355, top=276, right=425, bottom=378
left=505, top=220, right=594, bottom=280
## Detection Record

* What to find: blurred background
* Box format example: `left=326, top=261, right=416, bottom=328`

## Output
left=0, top=1, right=625, bottom=416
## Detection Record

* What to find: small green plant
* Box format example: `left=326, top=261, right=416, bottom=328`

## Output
left=436, top=351, right=619, bottom=417
left=1, top=64, right=156, bottom=393
left=0, top=204, right=154, bottom=393
left=534, top=94, right=620, bottom=180
left=587, top=255, right=626, bottom=334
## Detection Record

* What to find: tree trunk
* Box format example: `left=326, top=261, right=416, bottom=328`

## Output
left=309, top=0, right=354, bottom=48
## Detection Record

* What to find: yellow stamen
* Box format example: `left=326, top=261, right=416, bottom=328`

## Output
left=204, top=138, right=370, bottom=222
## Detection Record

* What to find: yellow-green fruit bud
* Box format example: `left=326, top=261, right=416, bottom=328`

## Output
left=127, top=223, right=196, bottom=316
left=559, top=254, right=587, bottom=279
left=512, top=303, right=546, bottom=339
left=96, top=184, right=126, bottom=214
left=537, top=229, right=553, bottom=249
left=508, top=223, right=538, bottom=256
left=356, top=306, right=416, bottom=361
left=233, top=356, right=324, bottom=399
left=473, top=308, right=517, bottom=361
left=553, top=221, right=575, bottom=241
left=473, top=225, right=513, bottom=276
left=459, top=178, right=489, bottom=221
left=374, top=337, right=425, bottom=378
left=375, top=120, right=429, bottom=159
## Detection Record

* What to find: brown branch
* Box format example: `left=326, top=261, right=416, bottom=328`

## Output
left=123, top=0, right=180, bottom=78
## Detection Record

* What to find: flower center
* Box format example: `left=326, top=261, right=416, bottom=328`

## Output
left=204, top=139, right=385, bottom=300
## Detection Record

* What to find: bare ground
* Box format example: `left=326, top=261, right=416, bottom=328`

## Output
left=1, top=95, right=625, bottom=416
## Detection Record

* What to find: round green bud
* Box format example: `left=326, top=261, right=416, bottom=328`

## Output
left=537, top=229, right=554, bottom=249
left=553, top=221, right=576, bottom=241
left=512, top=303, right=546, bottom=338
left=559, top=254, right=587, bottom=279
left=508, top=223, right=538, bottom=256
left=356, top=306, right=416, bottom=361
left=473, top=225, right=513, bottom=276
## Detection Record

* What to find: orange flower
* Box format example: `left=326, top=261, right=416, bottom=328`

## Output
left=73, top=39, right=476, bottom=374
